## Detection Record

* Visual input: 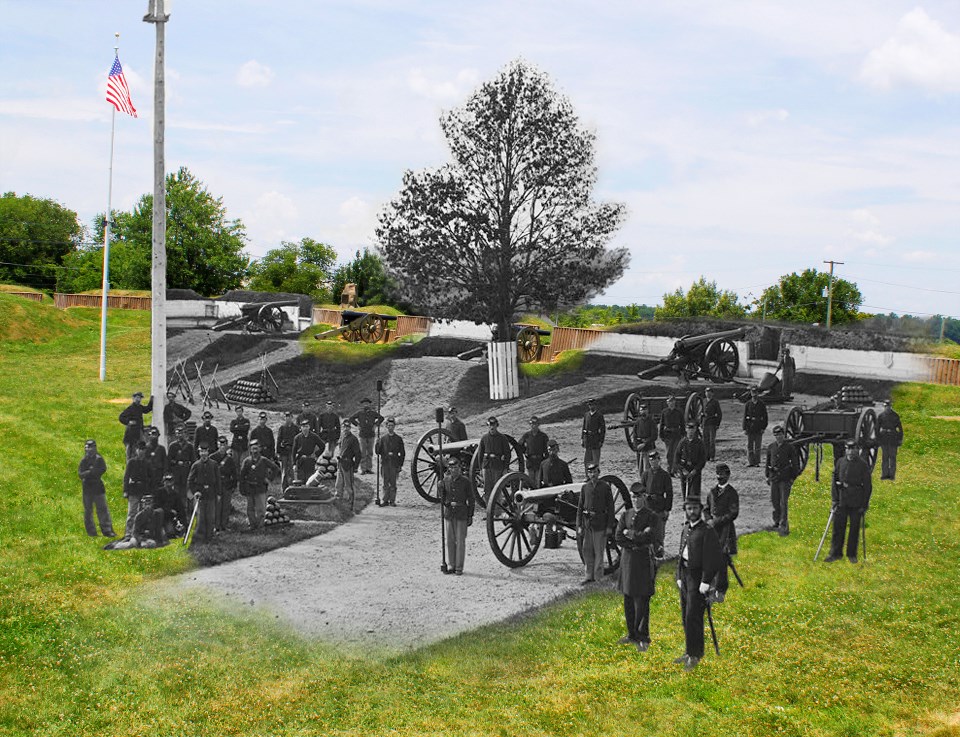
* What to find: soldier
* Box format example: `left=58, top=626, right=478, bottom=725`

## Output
left=704, top=462, right=739, bottom=602
left=581, top=398, right=606, bottom=468
left=292, top=419, right=324, bottom=482
left=446, top=405, right=468, bottom=442
left=778, top=346, right=796, bottom=399
left=616, top=484, right=658, bottom=651
left=633, top=402, right=658, bottom=475
left=157, top=472, right=182, bottom=536
left=250, top=411, right=276, bottom=461
left=239, top=439, right=280, bottom=531
left=676, top=422, right=707, bottom=501
left=167, top=423, right=196, bottom=525
left=188, top=443, right=221, bottom=543
left=119, top=390, right=153, bottom=459
left=297, top=400, right=319, bottom=435
left=194, top=411, right=219, bottom=454
left=212, top=436, right=238, bottom=531
left=317, top=400, right=341, bottom=456
left=350, top=397, right=384, bottom=475
left=742, top=386, right=768, bottom=467
left=538, top=439, right=572, bottom=488
left=826, top=441, right=873, bottom=564
left=674, top=494, right=723, bottom=672
left=658, top=396, right=684, bottom=475
left=122, top=442, right=152, bottom=538
left=229, top=405, right=251, bottom=459
left=765, top=425, right=799, bottom=536
left=144, top=426, right=167, bottom=495
left=702, top=387, right=722, bottom=461
left=276, top=411, right=298, bottom=487
left=162, top=390, right=191, bottom=443
left=78, top=439, right=116, bottom=537
left=335, top=419, right=363, bottom=504
left=519, top=415, right=549, bottom=482
left=441, top=455, right=474, bottom=576
left=478, top=416, right=511, bottom=503
left=638, top=450, right=673, bottom=556
left=110, top=495, right=167, bottom=549
left=576, top=463, right=615, bottom=584
left=877, top=399, right=904, bottom=480
left=375, top=417, right=406, bottom=506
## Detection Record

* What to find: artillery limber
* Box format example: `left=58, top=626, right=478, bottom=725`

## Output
left=485, top=471, right=630, bottom=572
left=211, top=300, right=298, bottom=333
left=409, top=427, right=525, bottom=505
left=313, top=309, right=396, bottom=344
left=613, top=392, right=704, bottom=452
left=783, top=385, right=878, bottom=479
left=638, top=327, right=747, bottom=383
left=456, top=323, right=552, bottom=364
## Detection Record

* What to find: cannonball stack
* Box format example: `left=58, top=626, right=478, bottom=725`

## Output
left=835, top=385, right=872, bottom=408
left=225, top=379, right=275, bottom=405
left=312, top=455, right=338, bottom=481
left=264, top=496, right=291, bottom=527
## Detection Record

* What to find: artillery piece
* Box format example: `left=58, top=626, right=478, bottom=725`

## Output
left=456, top=323, right=552, bottom=364
left=313, top=309, right=397, bottom=344
left=638, top=327, right=747, bottom=383
left=409, top=427, right=525, bottom=505
left=485, top=471, right=630, bottom=572
left=613, top=392, right=704, bottom=452
left=211, top=300, right=298, bottom=333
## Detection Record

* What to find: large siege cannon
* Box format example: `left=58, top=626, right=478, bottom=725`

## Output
left=313, top=309, right=397, bottom=344
left=485, top=471, right=630, bottom=571
left=638, top=327, right=747, bottom=383
left=211, top=300, right=299, bottom=333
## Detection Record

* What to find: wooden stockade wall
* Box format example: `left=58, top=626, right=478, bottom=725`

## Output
left=8, top=291, right=43, bottom=303
left=54, top=293, right=152, bottom=310
left=312, top=307, right=344, bottom=327
left=394, top=315, right=432, bottom=339
left=543, top=326, right=604, bottom=361
left=928, top=357, right=960, bottom=386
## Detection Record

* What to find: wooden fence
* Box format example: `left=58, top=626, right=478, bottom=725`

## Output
left=54, top=293, right=152, bottom=310
left=542, top=326, right=605, bottom=361
left=7, top=291, right=43, bottom=303
left=312, top=307, right=344, bottom=327
left=394, top=315, right=432, bottom=339
left=928, top=357, right=960, bottom=386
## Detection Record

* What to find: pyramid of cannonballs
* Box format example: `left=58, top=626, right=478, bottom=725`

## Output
left=835, top=385, right=872, bottom=407
left=225, top=379, right=275, bottom=405
left=264, top=496, right=291, bottom=527
left=312, top=455, right=338, bottom=481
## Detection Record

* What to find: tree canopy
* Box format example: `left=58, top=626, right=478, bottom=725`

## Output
left=0, top=192, right=84, bottom=291
left=247, top=238, right=336, bottom=301
left=376, top=59, right=628, bottom=334
left=330, top=248, right=395, bottom=307
left=756, top=269, right=862, bottom=326
left=655, top=277, right=746, bottom=320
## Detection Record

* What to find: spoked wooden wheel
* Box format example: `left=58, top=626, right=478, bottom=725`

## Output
left=485, top=471, right=543, bottom=568
left=469, top=434, right=525, bottom=507
left=622, top=392, right=643, bottom=452
left=360, top=316, right=387, bottom=343
left=516, top=327, right=542, bottom=363
left=410, top=427, right=457, bottom=503
left=684, top=393, right=704, bottom=428
left=704, top=338, right=740, bottom=381
left=784, top=406, right=809, bottom=473
left=855, top=407, right=878, bottom=469
left=576, top=474, right=631, bottom=576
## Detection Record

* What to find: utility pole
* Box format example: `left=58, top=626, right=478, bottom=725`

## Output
left=823, top=260, right=844, bottom=329
left=145, top=0, right=170, bottom=439
left=940, top=315, right=946, bottom=342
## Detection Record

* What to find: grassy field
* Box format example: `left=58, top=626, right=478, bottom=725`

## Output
left=1, top=293, right=959, bottom=736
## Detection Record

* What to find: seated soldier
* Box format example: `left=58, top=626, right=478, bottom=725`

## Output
left=108, top=495, right=168, bottom=549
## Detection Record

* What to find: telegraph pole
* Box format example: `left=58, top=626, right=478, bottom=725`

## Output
left=145, top=0, right=170, bottom=438
left=823, top=260, right=843, bottom=329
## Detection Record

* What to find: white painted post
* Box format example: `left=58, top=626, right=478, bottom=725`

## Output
left=488, top=341, right=519, bottom=400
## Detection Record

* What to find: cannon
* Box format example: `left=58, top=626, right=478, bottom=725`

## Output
left=485, top=471, right=630, bottom=571
left=457, top=323, right=552, bottom=364
left=408, top=427, right=525, bottom=506
left=211, top=300, right=298, bottom=333
left=313, top=309, right=397, bottom=344
left=638, top=327, right=747, bottom=383
left=613, top=392, right=704, bottom=452
left=783, top=385, right=878, bottom=479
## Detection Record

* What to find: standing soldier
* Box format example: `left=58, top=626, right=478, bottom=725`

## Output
left=335, top=420, right=363, bottom=504
left=292, top=419, right=324, bottom=482
left=581, top=398, right=606, bottom=469
left=375, top=417, right=406, bottom=506
left=478, top=416, right=511, bottom=503
left=778, top=346, right=796, bottom=399
left=78, top=439, right=116, bottom=538
left=194, top=411, right=219, bottom=454
left=230, top=406, right=251, bottom=460
left=676, top=422, right=707, bottom=501
left=538, top=439, right=572, bottom=488
left=212, top=436, right=239, bottom=531
left=162, top=390, right=191, bottom=443
left=576, top=463, right=615, bottom=585
left=250, top=411, right=276, bottom=461
left=350, top=397, right=384, bottom=475
left=633, top=402, right=658, bottom=475
left=441, top=455, right=474, bottom=576
left=639, top=450, right=673, bottom=556
left=122, top=442, right=152, bottom=538
left=701, top=387, right=722, bottom=462
left=239, top=440, right=280, bottom=531
left=704, top=463, right=739, bottom=602
left=765, top=425, right=799, bottom=536
left=446, top=405, right=468, bottom=442
left=519, top=416, right=549, bottom=482
left=317, top=400, right=341, bottom=457
left=144, top=426, right=167, bottom=496
left=298, top=400, right=319, bottom=435
left=276, top=411, right=298, bottom=487
left=119, top=390, right=153, bottom=459
left=188, top=443, right=221, bottom=543
left=876, top=399, right=904, bottom=480
left=674, top=494, right=723, bottom=672
left=167, top=424, right=196, bottom=526
left=658, top=396, right=684, bottom=475
left=615, top=484, right=658, bottom=651
left=825, top=440, right=873, bottom=564
left=742, top=386, right=768, bottom=467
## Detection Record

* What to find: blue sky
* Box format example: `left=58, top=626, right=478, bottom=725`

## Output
left=1, top=1, right=958, bottom=318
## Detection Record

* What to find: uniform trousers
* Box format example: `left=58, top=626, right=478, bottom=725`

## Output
left=680, top=471, right=702, bottom=501
left=581, top=528, right=607, bottom=581
left=445, top=517, right=469, bottom=573
left=664, top=438, right=680, bottom=474
left=381, top=464, right=400, bottom=504
left=770, top=479, right=793, bottom=530
left=624, top=595, right=651, bottom=643
left=830, top=505, right=863, bottom=559
left=359, top=436, right=375, bottom=473
left=83, top=490, right=115, bottom=536
left=124, top=495, right=142, bottom=537
left=703, top=425, right=718, bottom=460
left=482, top=463, right=505, bottom=503
left=746, top=433, right=763, bottom=466
left=217, top=487, right=235, bottom=529
left=336, top=467, right=356, bottom=502
left=246, top=491, right=267, bottom=530
left=880, top=444, right=898, bottom=480
left=679, top=571, right=707, bottom=659
left=583, top=447, right=601, bottom=469
left=194, top=495, right=218, bottom=543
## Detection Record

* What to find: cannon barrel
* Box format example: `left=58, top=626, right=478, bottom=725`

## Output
left=673, top=326, right=747, bottom=351
left=514, top=482, right=581, bottom=504
left=424, top=438, right=477, bottom=454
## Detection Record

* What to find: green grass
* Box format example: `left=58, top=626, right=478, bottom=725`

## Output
left=520, top=349, right=584, bottom=377
left=2, top=301, right=960, bottom=736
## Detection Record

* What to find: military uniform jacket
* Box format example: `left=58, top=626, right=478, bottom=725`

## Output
left=442, top=475, right=474, bottom=521
left=145, top=443, right=167, bottom=487
left=832, top=456, right=873, bottom=509
left=133, top=506, right=164, bottom=541
left=277, top=423, right=298, bottom=456
left=519, top=430, right=549, bottom=465
left=742, top=399, right=768, bottom=434
left=703, top=398, right=722, bottom=428
left=79, top=453, right=107, bottom=495
left=537, top=456, right=572, bottom=488
left=123, top=458, right=152, bottom=498
left=168, top=440, right=197, bottom=474
left=239, top=455, right=279, bottom=496
left=478, top=432, right=511, bottom=468
left=447, top=418, right=468, bottom=442
left=659, top=407, right=684, bottom=442
left=634, top=416, right=657, bottom=452
left=615, top=507, right=658, bottom=598
left=705, top=483, right=739, bottom=554
left=338, top=434, right=362, bottom=472
left=230, top=417, right=251, bottom=453
left=877, top=409, right=904, bottom=447
left=375, top=433, right=406, bottom=470
left=639, top=467, right=673, bottom=514
left=188, top=458, right=221, bottom=498
left=677, top=519, right=723, bottom=587
left=163, top=401, right=191, bottom=430
left=119, top=397, right=153, bottom=435
left=194, top=424, right=219, bottom=452
left=577, top=479, right=615, bottom=532
left=676, top=436, right=707, bottom=476
left=350, top=408, right=383, bottom=439
left=582, top=411, right=606, bottom=449
left=250, top=425, right=276, bottom=459
left=317, top=412, right=341, bottom=443
left=212, top=450, right=238, bottom=490
left=292, top=431, right=324, bottom=461
left=765, top=440, right=799, bottom=482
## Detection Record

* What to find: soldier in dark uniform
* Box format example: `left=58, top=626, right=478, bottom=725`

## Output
left=375, top=417, right=405, bottom=506
left=276, top=411, right=298, bottom=487
left=765, top=425, right=799, bottom=536
left=877, top=399, right=904, bottom=480
left=674, top=494, right=723, bottom=672
left=350, top=398, right=384, bottom=474
left=704, top=463, right=739, bottom=601
left=826, top=441, right=873, bottom=564
left=78, top=439, right=115, bottom=537
left=123, top=442, right=152, bottom=538
left=212, top=436, right=238, bottom=530
left=162, top=391, right=191, bottom=443
left=297, top=400, right=319, bottom=435
left=119, top=390, right=153, bottom=459
left=633, top=403, right=658, bottom=475
left=577, top=463, right=615, bottom=584
left=581, top=398, right=606, bottom=469
left=194, top=411, right=219, bottom=454
left=658, top=396, right=684, bottom=475
left=144, top=426, right=167, bottom=495
left=188, top=443, right=221, bottom=543
left=615, top=485, right=658, bottom=651
left=639, top=450, right=673, bottom=556
left=292, top=419, right=324, bottom=482
left=676, top=422, right=707, bottom=501
left=335, top=420, right=363, bottom=504
left=249, top=411, right=276, bottom=461
left=442, top=455, right=475, bottom=575
left=538, top=439, right=572, bottom=488
left=229, top=406, right=251, bottom=459
left=778, top=346, right=796, bottom=399
left=157, top=473, right=182, bottom=536
left=478, top=416, right=511, bottom=503
left=742, top=386, right=768, bottom=467
left=519, top=415, right=549, bottom=482
left=702, top=387, right=722, bottom=461
left=446, top=405, right=468, bottom=442
left=239, top=440, right=280, bottom=531
left=317, top=401, right=341, bottom=456
left=111, top=495, right=167, bottom=549
left=167, top=423, right=196, bottom=525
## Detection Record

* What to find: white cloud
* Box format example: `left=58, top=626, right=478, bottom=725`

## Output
left=847, top=208, right=894, bottom=245
left=745, top=108, right=789, bottom=127
left=236, top=60, right=275, bottom=88
left=860, top=8, right=960, bottom=93
left=407, top=67, right=479, bottom=101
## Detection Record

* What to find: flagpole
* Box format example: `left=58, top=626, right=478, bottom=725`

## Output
left=99, top=34, right=120, bottom=382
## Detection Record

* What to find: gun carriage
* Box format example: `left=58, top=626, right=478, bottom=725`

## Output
left=637, top=327, right=747, bottom=383
left=613, top=392, right=705, bottom=452
left=485, top=471, right=631, bottom=572
left=211, top=300, right=298, bottom=333
left=456, top=323, right=552, bottom=364
left=313, top=309, right=397, bottom=344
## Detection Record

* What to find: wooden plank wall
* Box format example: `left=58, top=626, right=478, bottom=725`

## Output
left=53, top=293, right=152, bottom=310
left=7, top=291, right=43, bottom=302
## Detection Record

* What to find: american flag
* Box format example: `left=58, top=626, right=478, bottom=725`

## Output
left=106, top=55, right=137, bottom=118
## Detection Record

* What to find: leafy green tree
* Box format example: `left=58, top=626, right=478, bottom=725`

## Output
left=655, top=277, right=746, bottom=320
left=331, top=248, right=394, bottom=307
left=248, top=238, right=336, bottom=301
left=756, top=269, right=862, bottom=325
left=376, top=59, right=628, bottom=335
left=0, top=192, right=84, bottom=291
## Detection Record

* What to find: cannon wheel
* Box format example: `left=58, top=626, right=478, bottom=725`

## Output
left=469, top=434, right=525, bottom=507
left=704, top=338, right=740, bottom=382
left=684, top=393, right=704, bottom=428
left=256, top=304, right=286, bottom=333
left=485, top=471, right=543, bottom=568
left=622, top=392, right=643, bottom=452
left=784, top=406, right=809, bottom=473
left=576, top=475, right=631, bottom=576
left=516, top=326, right=543, bottom=363
left=410, top=427, right=458, bottom=503
left=855, top=407, right=879, bottom=469
left=360, top=315, right=387, bottom=344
